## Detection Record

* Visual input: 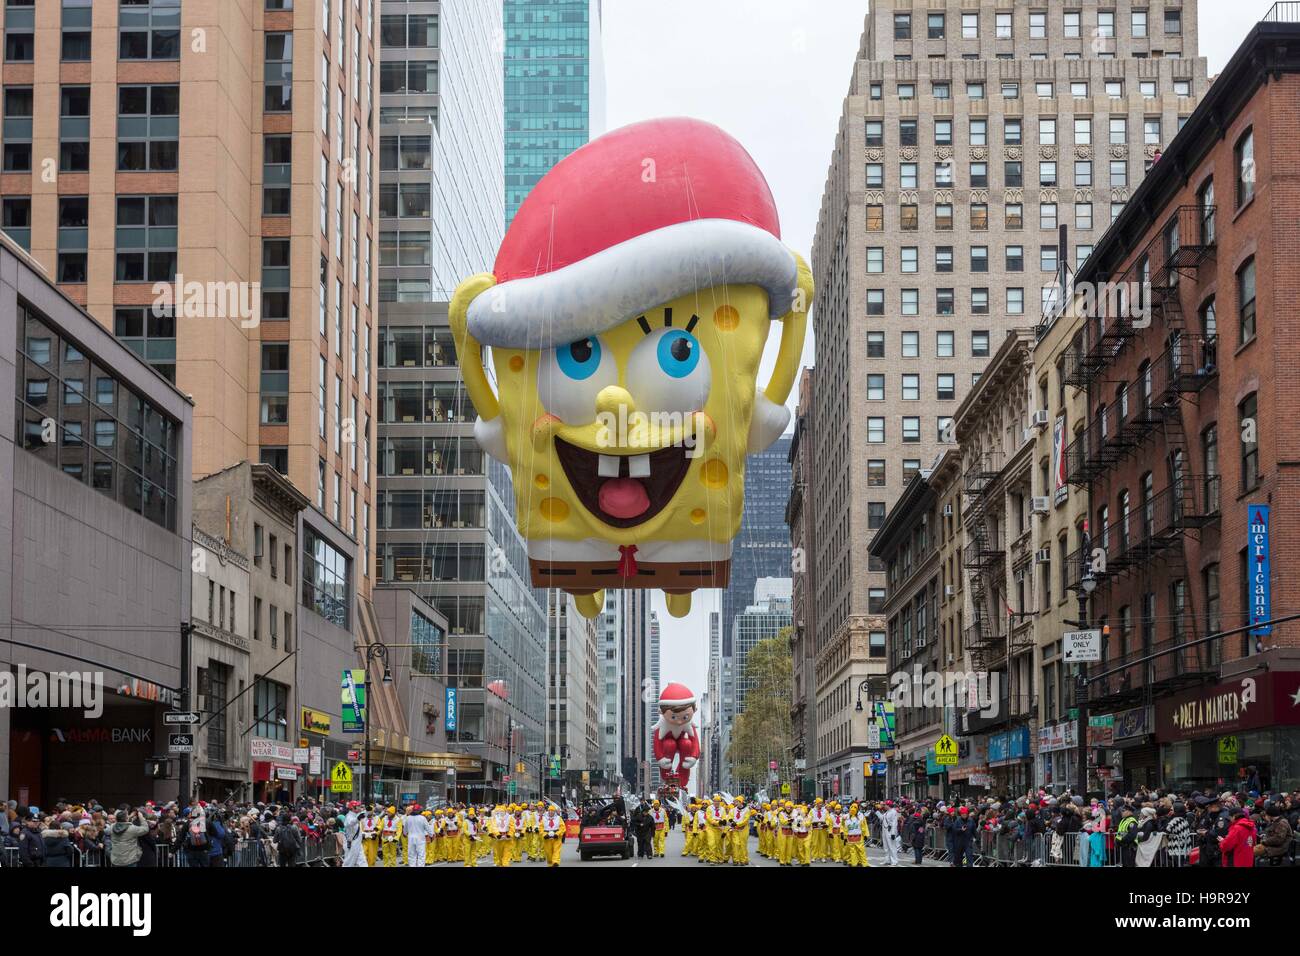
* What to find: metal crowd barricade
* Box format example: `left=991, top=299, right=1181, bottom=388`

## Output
left=228, top=839, right=266, bottom=868
left=2, top=846, right=19, bottom=867
left=925, top=826, right=949, bottom=862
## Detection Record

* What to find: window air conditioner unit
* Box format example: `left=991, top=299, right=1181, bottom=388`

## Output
left=1031, top=496, right=1051, bottom=515
left=1032, top=409, right=1050, bottom=428
left=1035, top=547, right=1052, bottom=564
left=1023, top=426, right=1036, bottom=444
left=943, top=504, right=954, bottom=517
left=944, top=584, right=956, bottom=597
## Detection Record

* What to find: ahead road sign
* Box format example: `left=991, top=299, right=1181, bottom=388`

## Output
left=331, top=761, right=354, bottom=793
left=163, top=712, right=199, bottom=725
left=935, top=734, right=959, bottom=766
left=168, top=733, right=194, bottom=753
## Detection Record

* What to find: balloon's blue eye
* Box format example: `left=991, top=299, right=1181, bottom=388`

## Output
left=656, top=330, right=700, bottom=379
left=555, top=338, right=602, bottom=380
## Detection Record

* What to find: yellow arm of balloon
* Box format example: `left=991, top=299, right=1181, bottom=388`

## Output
left=449, top=273, right=501, bottom=422
left=761, top=250, right=814, bottom=406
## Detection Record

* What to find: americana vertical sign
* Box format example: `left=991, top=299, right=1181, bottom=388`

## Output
left=1249, top=505, right=1271, bottom=636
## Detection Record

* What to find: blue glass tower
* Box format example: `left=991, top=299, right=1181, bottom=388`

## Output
left=504, top=0, right=605, bottom=226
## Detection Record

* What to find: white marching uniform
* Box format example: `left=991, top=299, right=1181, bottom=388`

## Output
left=403, top=812, right=429, bottom=868
left=342, top=810, right=368, bottom=867
left=882, top=807, right=901, bottom=865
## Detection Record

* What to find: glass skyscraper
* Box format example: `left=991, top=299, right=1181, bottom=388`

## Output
left=504, top=0, right=606, bottom=226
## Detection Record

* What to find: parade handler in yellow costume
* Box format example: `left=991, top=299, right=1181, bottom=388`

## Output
left=450, top=118, right=811, bottom=620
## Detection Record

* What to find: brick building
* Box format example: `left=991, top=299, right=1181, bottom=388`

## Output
left=1061, top=13, right=1300, bottom=793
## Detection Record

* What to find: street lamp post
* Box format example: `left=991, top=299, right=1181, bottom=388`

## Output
left=854, top=678, right=885, bottom=802
left=360, top=642, right=392, bottom=807
left=1075, top=572, right=1097, bottom=797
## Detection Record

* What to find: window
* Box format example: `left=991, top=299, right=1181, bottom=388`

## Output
left=937, top=374, right=955, bottom=401
left=864, top=163, right=883, bottom=188
left=113, top=306, right=175, bottom=381
left=970, top=246, right=988, bottom=272
left=961, top=12, right=978, bottom=39
left=927, top=12, right=944, bottom=39
left=18, top=301, right=179, bottom=528
left=901, top=289, right=918, bottom=316
left=1040, top=203, right=1058, bottom=230
left=1004, top=118, right=1022, bottom=145
left=870, top=82, right=882, bottom=100
left=901, top=374, right=919, bottom=401
left=1240, top=393, right=1259, bottom=492
left=1109, top=117, right=1127, bottom=145
left=1006, top=245, right=1024, bottom=271
left=1, top=86, right=32, bottom=172
left=1006, top=203, right=1023, bottom=229
left=1029, top=11, right=1046, bottom=38
left=1106, top=80, right=1124, bottom=98
left=901, top=247, right=918, bottom=274
left=1038, top=118, right=1056, bottom=145
left=934, top=119, right=952, bottom=146
left=1075, top=159, right=1093, bottom=186
left=118, top=0, right=181, bottom=60
left=893, top=12, right=911, bottom=40
left=1002, top=82, right=1021, bottom=99
left=966, top=82, right=985, bottom=100
left=935, top=204, right=954, bottom=230
left=1070, top=81, right=1088, bottom=98
left=115, top=195, right=178, bottom=283
left=1036, top=81, right=1054, bottom=98
left=117, top=84, right=179, bottom=171
left=902, top=417, right=921, bottom=443
left=1164, top=8, right=1181, bottom=35
left=866, top=205, right=884, bottom=231
left=897, top=83, right=915, bottom=99
left=932, top=81, right=950, bottom=100
left=971, top=288, right=989, bottom=314
left=260, top=343, right=289, bottom=424
left=1238, top=258, right=1256, bottom=345
left=1039, top=160, right=1057, bottom=186
left=1174, top=79, right=1192, bottom=97
left=868, top=503, right=886, bottom=530
left=937, top=331, right=955, bottom=358
left=59, top=85, right=90, bottom=172
left=1064, top=11, right=1081, bottom=37
left=900, top=162, right=918, bottom=189
left=1236, top=129, right=1255, bottom=208
left=264, top=32, right=293, bottom=111
left=57, top=197, right=89, bottom=283
left=938, top=416, right=954, bottom=441
left=1110, top=159, right=1128, bottom=188
left=1076, top=203, right=1093, bottom=230
left=1040, top=246, right=1059, bottom=274
left=969, top=161, right=988, bottom=188
left=866, top=289, right=884, bottom=316
left=902, top=460, right=922, bottom=483
left=867, top=418, right=885, bottom=444
left=1076, top=245, right=1093, bottom=270
left=1008, top=287, right=1026, bottom=316
left=867, top=330, right=885, bottom=358
left=902, top=332, right=919, bottom=358
left=969, top=119, right=987, bottom=146
left=1202, top=424, right=1220, bottom=513
left=865, top=119, right=883, bottom=147
left=1131, top=9, right=1148, bottom=37
left=867, top=374, right=885, bottom=401
left=900, top=204, right=918, bottom=231
left=1144, top=116, right=1162, bottom=146
left=1097, top=10, right=1114, bottom=37
left=899, top=120, right=917, bottom=147
left=868, top=460, right=886, bottom=487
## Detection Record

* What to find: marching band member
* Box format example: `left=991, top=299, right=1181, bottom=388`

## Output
left=729, top=797, right=751, bottom=866
left=403, top=805, right=429, bottom=868
left=461, top=808, right=480, bottom=867
left=842, top=802, right=869, bottom=868
left=777, top=801, right=794, bottom=865
left=379, top=806, right=403, bottom=868
left=809, top=797, right=829, bottom=862
left=489, top=804, right=516, bottom=867
left=650, top=800, right=669, bottom=858
left=790, top=803, right=811, bottom=866
left=540, top=804, right=565, bottom=867
left=705, top=794, right=728, bottom=864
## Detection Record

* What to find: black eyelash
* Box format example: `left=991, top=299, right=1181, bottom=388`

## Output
left=685, top=314, right=699, bottom=333
left=663, top=307, right=673, bottom=327
left=637, top=315, right=652, bottom=335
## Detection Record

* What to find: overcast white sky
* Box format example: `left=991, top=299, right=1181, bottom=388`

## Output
left=599, top=0, right=1278, bottom=702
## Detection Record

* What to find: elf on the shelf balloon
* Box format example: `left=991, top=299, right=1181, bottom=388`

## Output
left=652, top=682, right=700, bottom=789
left=450, top=117, right=812, bottom=620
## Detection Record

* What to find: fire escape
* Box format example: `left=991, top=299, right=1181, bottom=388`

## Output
left=962, top=453, right=1005, bottom=674
left=1061, top=205, right=1221, bottom=713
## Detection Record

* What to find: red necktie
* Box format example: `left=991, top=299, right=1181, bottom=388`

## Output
left=617, top=544, right=638, bottom=578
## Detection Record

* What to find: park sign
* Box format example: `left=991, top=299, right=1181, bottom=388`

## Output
left=1063, top=630, right=1102, bottom=663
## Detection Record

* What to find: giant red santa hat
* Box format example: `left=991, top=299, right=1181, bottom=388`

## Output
left=466, top=117, right=799, bottom=351
left=659, top=681, right=696, bottom=710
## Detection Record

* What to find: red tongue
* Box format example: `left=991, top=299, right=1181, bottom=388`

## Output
left=598, top=478, right=649, bottom=519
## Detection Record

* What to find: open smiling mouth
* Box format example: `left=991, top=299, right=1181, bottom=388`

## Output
left=553, top=438, right=692, bottom=529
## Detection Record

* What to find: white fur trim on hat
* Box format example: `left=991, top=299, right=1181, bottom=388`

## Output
left=467, top=219, right=798, bottom=350
left=659, top=682, right=696, bottom=708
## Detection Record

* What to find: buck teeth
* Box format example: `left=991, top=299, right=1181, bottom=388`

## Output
left=598, top=454, right=620, bottom=477
left=629, top=454, right=651, bottom=477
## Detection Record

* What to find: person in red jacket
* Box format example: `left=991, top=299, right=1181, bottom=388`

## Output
left=1217, top=809, right=1258, bottom=867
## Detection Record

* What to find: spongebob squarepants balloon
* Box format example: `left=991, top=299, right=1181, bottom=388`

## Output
left=450, top=118, right=810, bottom=621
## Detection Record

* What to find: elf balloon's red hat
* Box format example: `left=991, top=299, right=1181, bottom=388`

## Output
left=466, top=117, right=799, bottom=350
left=659, top=681, right=696, bottom=710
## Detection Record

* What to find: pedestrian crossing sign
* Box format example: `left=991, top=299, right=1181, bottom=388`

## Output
left=935, top=734, right=959, bottom=766
left=331, top=761, right=354, bottom=793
